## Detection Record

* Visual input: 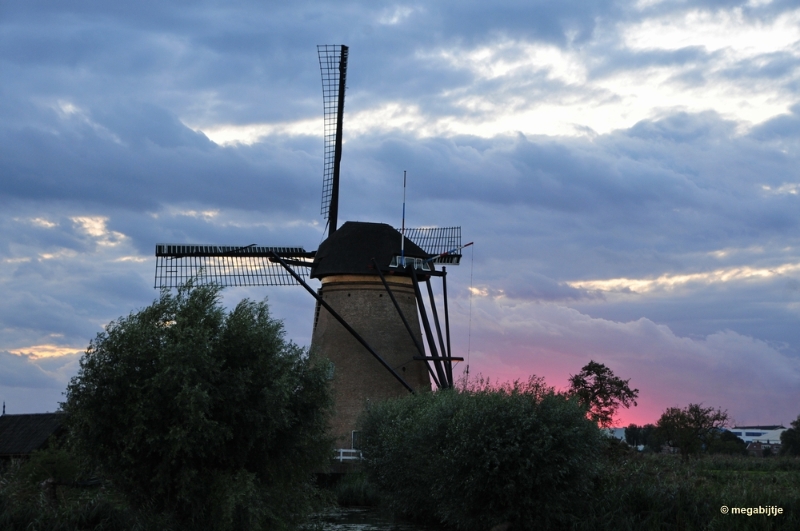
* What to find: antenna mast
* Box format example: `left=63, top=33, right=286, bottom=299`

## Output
left=401, top=170, right=407, bottom=267
left=318, top=44, right=349, bottom=238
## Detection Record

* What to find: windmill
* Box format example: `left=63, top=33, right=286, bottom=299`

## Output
left=154, top=45, right=470, bottom=450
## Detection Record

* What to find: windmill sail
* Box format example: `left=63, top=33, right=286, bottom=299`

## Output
left=401, top=227, right=464, bottom=264
left=318, top=44, right=348, bottom=237
left=154, top=244, right=313, bottom=288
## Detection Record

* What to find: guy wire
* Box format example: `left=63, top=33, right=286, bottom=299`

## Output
left=319, top=219, right=330, bottom=246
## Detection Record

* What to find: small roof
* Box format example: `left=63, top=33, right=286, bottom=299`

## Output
left=0, top=413, right=65, bottom=456
left=311, top=221, right=430, bottom=278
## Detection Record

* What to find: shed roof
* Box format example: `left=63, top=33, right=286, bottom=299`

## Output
left=0, top=413, right=65, bottom=456
left=311, top=221, right=431, bottom=278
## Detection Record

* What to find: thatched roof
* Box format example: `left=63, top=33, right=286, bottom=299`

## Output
left=311, top=221, right=430, bottom=278
left=0, top=412, right=65, bottom=457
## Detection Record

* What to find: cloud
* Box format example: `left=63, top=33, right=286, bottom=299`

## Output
left=0, top=99, right=321, bottom=214
left=339, top=111, right=800, bottom=262
left=461, top=300, right=800, bottom=426
left=622, top=7, right=800, bottom=57
left=0, top=350, right=80, bottom=413
left=568, top=261, right=800, bottom=293
left=750, top=103, right=800, bottom=139
left=0, top=350, right=79, bottom=389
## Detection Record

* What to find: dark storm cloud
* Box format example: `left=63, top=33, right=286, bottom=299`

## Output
left=0, top=0, right=632, bottom=129
left=339, top=111, right=800, bottom=281
left=0, top=266, right=138, bottom=346
left=110, top=207, right=324, bottom=257
left=497, top=270, right=591, bottom=302
left=0, top=99, right=320, bottom=214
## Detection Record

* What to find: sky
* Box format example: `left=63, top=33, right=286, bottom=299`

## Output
left=2, top=0, right=799, bottom=427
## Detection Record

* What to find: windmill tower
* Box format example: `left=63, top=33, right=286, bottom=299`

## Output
left=154, top=45, right=469, bottom=450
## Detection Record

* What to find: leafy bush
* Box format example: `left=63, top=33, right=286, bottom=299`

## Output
left=0, top=448, right=148, bottom=531
left=62, top=284, right=333, bottom=531
left=359, top=377, right=603, bottom=531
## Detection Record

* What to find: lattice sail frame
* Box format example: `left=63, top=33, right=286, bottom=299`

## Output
left=154, top=244, right=312, bottom=288
left=402, top=227, right=463, bottom=264
left=317, top=45, right=348, bottom=223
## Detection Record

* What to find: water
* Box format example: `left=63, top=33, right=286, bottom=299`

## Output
left=304, top=507, right=442, bottom=531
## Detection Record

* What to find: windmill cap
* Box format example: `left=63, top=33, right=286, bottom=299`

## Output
left=311, top=221, right=430, bottom=278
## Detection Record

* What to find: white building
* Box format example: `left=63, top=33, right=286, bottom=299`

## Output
left=728, top=425, right=786, bottom=444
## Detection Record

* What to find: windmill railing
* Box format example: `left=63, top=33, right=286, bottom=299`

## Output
left=334, top=449, right=363, bottom=462
left=400, top=227, right=466, bottom=265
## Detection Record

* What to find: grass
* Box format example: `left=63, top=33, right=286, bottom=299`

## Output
left=4, top=448, right=798, bottom=530
left=345, top=447, right=800, bottom=530
left=584, top=452, right=800, bottom=531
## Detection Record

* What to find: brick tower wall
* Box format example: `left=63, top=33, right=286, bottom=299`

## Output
left=310, top=274, right=431, bottom=448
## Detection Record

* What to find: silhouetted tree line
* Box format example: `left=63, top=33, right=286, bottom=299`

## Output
left=780, top=415, right=800, bottom=456
left=625, top=404, right=747, bottom=458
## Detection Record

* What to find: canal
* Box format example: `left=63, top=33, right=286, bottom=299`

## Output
left=304, top=507, right=443, bottom=531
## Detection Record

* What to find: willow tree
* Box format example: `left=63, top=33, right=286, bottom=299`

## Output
left=63, top=284, right=332, bottom=531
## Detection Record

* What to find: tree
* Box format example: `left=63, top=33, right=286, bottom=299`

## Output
left=624, top=423, right=661, bottom=452
left=625, top=424, right=642, bottom=447
left=63, top=284, right=333, bottom=531
left=655, top=404, right=728, bottom=459
left=707, top=430, right=747, bottom=456
left=567, top=361, right=639, bottom=427
left=779, top=415, right=800, bottom=456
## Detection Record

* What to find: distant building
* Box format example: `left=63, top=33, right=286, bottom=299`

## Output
left=0, top=412, right=65, bottom=460
left=746, top=440, right=781, bottom=457
left=727, top=425, right=786, bottom=445
left=747, top=441, right=781, bottom=457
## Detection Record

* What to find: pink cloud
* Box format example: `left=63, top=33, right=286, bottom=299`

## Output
left=451, top=299, right=800, bottom=427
